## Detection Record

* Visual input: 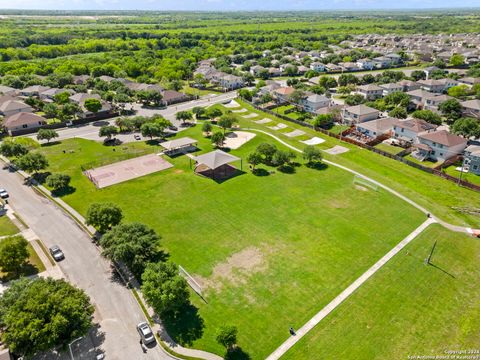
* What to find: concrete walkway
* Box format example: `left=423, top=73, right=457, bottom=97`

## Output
left=266, top=218, right=436, bottom=360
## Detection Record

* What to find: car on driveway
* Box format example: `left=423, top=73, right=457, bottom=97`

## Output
left=137, top=322, right=155, bottom=344
left=0, top=188, right=9, bottom=199
left=49, top=245, right=65, bottom=261
left=134, top=134, right=141, bottom=140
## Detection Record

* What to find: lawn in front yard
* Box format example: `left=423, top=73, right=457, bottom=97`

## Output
left=0, top=216, right=19, bottom=237
left=36, top=125, right=424, bottom=358
left=0, top=236, right=46, bottom=282
left=283, top=224, right=480, bottom=360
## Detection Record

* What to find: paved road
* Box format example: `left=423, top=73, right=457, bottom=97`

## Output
left=0, top=166, right=170, bottom=360
left=31, top=91, right=237, bottom=144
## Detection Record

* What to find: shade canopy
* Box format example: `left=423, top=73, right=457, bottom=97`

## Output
left=160, top=137, right=197, bottom=151
left=194, top=150, right=240, bottom=170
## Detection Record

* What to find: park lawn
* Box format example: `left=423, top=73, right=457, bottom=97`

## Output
left=231, top=99, right=480, bottom=227
left=282, top=224, right=480, bottom=360
left=0, top=237, right=46, bottom=282
left=0, top=216, right=19, bottom=237
left=374, top=142, right=405, bottom=155
left=36, top=126, right=424, bottom=358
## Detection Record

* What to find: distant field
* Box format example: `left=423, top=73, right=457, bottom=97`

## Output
left=36, top=126, right=423, bottom=358
left=283, top=224, right=480, bottom=360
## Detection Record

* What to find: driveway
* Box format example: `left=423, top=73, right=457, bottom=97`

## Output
left=0, top=166, right=171, bottom=360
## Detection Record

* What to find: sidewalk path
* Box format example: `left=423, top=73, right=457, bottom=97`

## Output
left=266, top=218, right=436, bottom=360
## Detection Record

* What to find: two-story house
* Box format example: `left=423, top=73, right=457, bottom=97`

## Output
left=380, top=83, right=403, bottom=96
left=415, top=130, right=468, bottom=161
left=393, top=118, right=438, bottom=144
left=460, top=99, right=480, bottom=119
left=300, top=94, right=331, bottom=113
left=342, top=104, right=380, bottom=124
left=357, top=84, right=384, bottom=100
left=464, top=145, right=480, bottom=175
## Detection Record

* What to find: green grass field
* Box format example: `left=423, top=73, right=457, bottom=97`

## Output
left=0, top=216, right=19, bottom=237
left=231, top=99, right=480, bottom=227
left=282, top=224, right=480, bottom=359
left=36, top=125, right=425, bottom=358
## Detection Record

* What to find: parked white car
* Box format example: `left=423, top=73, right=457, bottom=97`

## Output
left=0, top=188, right=9, bottom=199
left=137, top=322, right=155, bottom=345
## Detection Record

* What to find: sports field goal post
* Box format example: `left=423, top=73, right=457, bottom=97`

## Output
left=179, top=265, right=203, bottom=297
left=353, top=175, right=379, bottom=191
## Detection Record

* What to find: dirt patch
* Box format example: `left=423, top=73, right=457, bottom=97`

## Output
left=174, top=169, right=184, bottom=174
left=355, top=185, right=369, bottom=192
left=193, top=246, right=267, bottom=292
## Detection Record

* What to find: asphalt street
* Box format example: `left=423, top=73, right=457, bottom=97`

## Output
left=0, top=166, right=171, bottom=360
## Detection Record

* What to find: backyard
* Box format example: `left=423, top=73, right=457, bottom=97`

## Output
left=34, top=125, right=425, bottom=358
left=283, top=225, right=480, bottom=359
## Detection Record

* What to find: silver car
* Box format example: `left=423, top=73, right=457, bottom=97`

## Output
left=0, top=188, right=9, bottom=199
left=49, top=245, right=65, bottom=261
left=137, top=322, right=155, bottom=344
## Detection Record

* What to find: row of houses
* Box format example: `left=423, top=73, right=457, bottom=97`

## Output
left=194, top=60, right=245, bottom=91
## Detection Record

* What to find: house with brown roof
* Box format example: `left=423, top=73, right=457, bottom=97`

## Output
left=379, top=83, right=403, bottom=96
left=461, top=99, right=480, bottom=119
left=20, top=85, right=50, bottom=97
left=342, top=104, right=379, bottom=124
left=357, top=84, right=383, bottom=100
left=424, top=94, right=452, bottom=113
left=355, top=117, right=399, bottom=138
left=0, top=100, right=33, bottom=117
left=417, top=79, right=444, bottom=93
left=273, top=87, right=295, bottom=102
left=0, top=85, right=17, bottom=96
left=2, top=112, right=46, bottom=135
left=393, top=118, right=438, bottom=144
left=415, top=130, right=468, bottom=161
left=162, top=90, right=188, bottom=105
left=398, top=80, right=421, bottom=92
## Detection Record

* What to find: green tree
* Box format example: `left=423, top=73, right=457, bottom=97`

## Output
left=86, top=202, right=123, bottom=233
left=206, top=107, right=223, bottom=120
left=451, top=117, right=480, bottom=138
left=256, top=143, right=277, bottom=164
left=100, top=223, right=161, bottom=278
left=303, top=146, right=322, bottom=164
left=202, top=121, right=212, bottom=135
left=312, top=113, right=333, bottom=128
left=0, top=235, right=29, bottom=277
left=388, top=107, right=408, bottom=119
left=136, top=90, right=163, bottom=107
left=45, top=173, right=71, bottom=192
left=449, top=54, right=465, bottom=67
left=140, top=122, right=163, bottom=139
left=84, top=98, right=102, bottom=113
left=411, top=109, right=442, bottom=125
left=0, top=277, right=93, bottom=357
left=43, top=103, right=58, bottom=119
left=216, top=325, right=238, bottom=351
left=192, top=106, right=206, bottom=119
left=345, top=94, right=365, bottom=106
left=175, top=110, right=193, bottom=125
left=14, top=152, right=48, bottom=175
left=439, top=99, right=463, bottom=121
left=36, top=129, right=59, bottom=143
left=211, top=131, right=225, bottom=147
left=218, top=114, right=237, bottom=134
left=141, top=262, right=190, bottom=316
left=238, top=89, right=253, bottom=101
left=0, top=142, right=28, bottom=158
left=272, top=150, right=296, bottom=168
left=247, top=152, right=262, bottom=171
left=447, top=85, right=470, bottom=99
left=54, top=91, right=71, bottom=104
left=384, top=91, right=410, bottom=107
left=411, top=70, right=426, bottom=81
left=99, top=125, right=118, bottom=140
left=61, top=102, right=81, bottom=121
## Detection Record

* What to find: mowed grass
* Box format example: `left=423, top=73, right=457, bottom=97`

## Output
left=36, top=126, right=424, bottom=358
left=231, top=99, right=480, bottom=227
left=0, top=216, right=19, bottom=237
left=282, top=224, right=480, bottom=360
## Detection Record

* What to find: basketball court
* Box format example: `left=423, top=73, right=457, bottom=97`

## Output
left=85, top=154, right=173, bottom=188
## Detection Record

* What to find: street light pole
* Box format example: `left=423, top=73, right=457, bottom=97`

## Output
left=69, top=337, right=83, bottom=360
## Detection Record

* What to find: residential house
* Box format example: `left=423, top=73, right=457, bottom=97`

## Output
left=72, top=75, right=90, bottom=85
left=464, top=145, right=480, bottom=175
left=0, top=100, right=33, bottom=117
left=268, top=68, right=282, bottom=77
left=424, top=94, right=452, bottom=113
left=372, top=56, right=394, bottom=68
left=407, top=89, right=439, bottom=108
left=250, top=65, right=265, bottom=77
left=437, top=78, right=459, bottom=91
left=398, top=80, right=421, bottom=92
left=380, top=83, right=403, bottom=96
left=300, top=94, right=331, bottom=113
left=458, top=77, right=480, bottom=86
left=310, top=62, right=325, bottom=72
left=273, top=87, right=295, bottom=102
left=385, top=53, right=403, bottom=64
left=423, top=66, right=441, bottom=79
left=325, top=63, right=343, bottom=72
left=218, top=74, right=244, bottom=91
left=342, top=104, right=380, bottom=124
left=162, top=90, right=188, bottom=105
left=393, top=118, right=438, bottom=144
left=461, top=99, right=480, bottom=119
left=39, top=88, right=74, bottom=101
left=356, top=58, right=375, bottom=70
left=357, top=84, right=384, bottom=100
left=355, top=117, right=399, bottom=139
left=69, top=93, right=102, bottom=105
left=415, top=130, right=468, bottom=161
left=2, top=112, right=46, bottom=135
left=0, top=85, right=17, bottom=95
left=20, top=85, right=50, bottom=97
left=417, top=79, right=445, bottom=93
left=339, top=62, right=360, bottom=72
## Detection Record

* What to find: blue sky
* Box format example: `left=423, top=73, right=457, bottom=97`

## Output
left=0, top=0, right=478, bottom=11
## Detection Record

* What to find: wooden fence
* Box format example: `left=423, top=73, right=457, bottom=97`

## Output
left=246, top=99, right=480, bottom=192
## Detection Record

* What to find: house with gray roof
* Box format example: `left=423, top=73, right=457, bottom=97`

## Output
left=3, top=112, right=46, bottom=135
left=0, top=100, right=33, bottom=117
left=342, top=104, right=380, bottom=124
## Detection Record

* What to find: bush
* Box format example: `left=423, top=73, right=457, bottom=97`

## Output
left=46, top=173, right=71, bottom=191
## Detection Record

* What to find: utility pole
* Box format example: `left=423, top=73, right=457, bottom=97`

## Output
left=424, top=240, right=437, bottom=265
